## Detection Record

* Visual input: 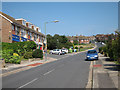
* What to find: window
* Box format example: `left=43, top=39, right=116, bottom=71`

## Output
left=34, top=26, right=36, bottom=31
left=88, top=50, right=97, bottom=54
left=12, top=25, right=14, bottom=30
left=15, top=26, right=20, bottom=35
left=24, top=30, right=26, bottom=38
left=22, top=20, right=26, bottom=26
left=28, top=31, right=30, bottom=36
left=40, top=37, right=43, bottom=42
left=38, top=28, right=41, bottom=32
left=30, top=32, right=32, bottom=40
left=34, top=34, right=37, bottom=41
left=21, top=29, right=24, bottom=37
left=29, top=23, right=32, bottom=28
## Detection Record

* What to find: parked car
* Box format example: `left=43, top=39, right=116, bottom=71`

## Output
left=49, top=49, right=65, bottom=55
left=62, top=49, right=68, bottom=54
left=74, top=49, right=77, bottom=52
left=86, top=50, right=98, bottom=60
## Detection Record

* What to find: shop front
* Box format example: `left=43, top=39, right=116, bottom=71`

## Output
left=38, top=42, right=43, bottom=50
left=21, top=37, right=27, bottom=42
left=12, top=34, right=20, bottom=42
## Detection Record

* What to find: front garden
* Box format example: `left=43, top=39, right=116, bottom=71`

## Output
left=2, top=41, right=43, bottom=64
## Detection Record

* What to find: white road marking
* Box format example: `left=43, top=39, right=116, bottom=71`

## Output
left=43, top=69, right=55, bottom=75
left=16, top=78, right=38, bottom=89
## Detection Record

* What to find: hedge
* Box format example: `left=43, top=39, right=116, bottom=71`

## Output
left=2, top=41, right=37, bottom=56
left=2, top=41, right=37, bottom=64
left=32, top=49, right=43, bottom=58
left=24, top=52, right=33, bottom=59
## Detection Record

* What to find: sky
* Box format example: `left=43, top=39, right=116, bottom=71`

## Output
left=2, top=2, right=118, bottom=36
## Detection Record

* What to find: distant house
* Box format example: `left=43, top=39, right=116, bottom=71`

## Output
left=95, top=34, right=115, bottom=42
left=67, top=35, right=95, bottom=44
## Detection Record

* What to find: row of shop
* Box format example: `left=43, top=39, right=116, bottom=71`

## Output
left=12, top=34, right=44, bottom=50
left=0, top=11, right=46, bottom=50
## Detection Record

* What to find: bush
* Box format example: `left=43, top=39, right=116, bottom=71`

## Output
left=9, top=56, right=21, bottom=64
left=2, top=49, right=14, bottom=62
left=24, top=52, right=33, bottom=59
left=2, top=41, right=37, bottom=56
left=80, top=46, right=83, bottom=48
left=75, top=47, right=78, bottom=49
left=2, top=50, right=21, bottom=64
left=32, top=49, right=43, bottom=58
left=2, top=41, right=37, bottom=64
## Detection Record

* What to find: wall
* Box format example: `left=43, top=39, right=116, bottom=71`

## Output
left=1, top=16, right=12, bottom=43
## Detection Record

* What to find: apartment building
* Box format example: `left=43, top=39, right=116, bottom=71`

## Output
left=0, top=11, right=45, bottom=50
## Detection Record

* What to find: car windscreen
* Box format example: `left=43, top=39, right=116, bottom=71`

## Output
left=88, top=50, right=97, bottom=54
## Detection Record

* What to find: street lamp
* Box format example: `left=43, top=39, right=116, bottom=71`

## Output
left=44, top=20, right=59, bottom=61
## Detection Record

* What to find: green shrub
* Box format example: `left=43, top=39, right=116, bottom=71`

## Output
left=2, top=41, right=37, bottom=64
left=9, top=56, right=21, bottom=64
left=2, top=41, right=37, bottom=56
left=80, top=46, right=83, bottom=48
left=75, top=47, right=78, bottom=49
left=2, top=49, right=21, bottom=64
left=32, top=49, right=43, bottom=58
left=2, top=49, right=14, bottom=62
left=24, top=52, right=33, bottom=59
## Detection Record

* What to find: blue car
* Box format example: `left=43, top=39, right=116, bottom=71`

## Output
left=86, top=50, right=98, bottom=60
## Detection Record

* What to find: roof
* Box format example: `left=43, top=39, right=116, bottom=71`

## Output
left=0, top=11, right=45, bottom=37
left=67, top=35, right=90, bottom=40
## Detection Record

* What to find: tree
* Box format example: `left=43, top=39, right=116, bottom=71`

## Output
left=73, top=40, right=79, bottom=45
left=47, top=34, right=73, bottom=50
left=47, top=34, right=57, bottom=50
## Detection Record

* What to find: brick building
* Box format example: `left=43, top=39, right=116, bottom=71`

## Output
left=0, top=11, right=45, bottom=50
left=95, top=34, right=114, bottom=42
left=67, top=35, right=95, bottom=44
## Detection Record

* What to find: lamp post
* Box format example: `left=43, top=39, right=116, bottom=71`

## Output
left=44, top=20, right=59, bottom=61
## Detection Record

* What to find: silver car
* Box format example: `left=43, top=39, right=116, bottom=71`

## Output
left=49, top=49, right=65, bottom=55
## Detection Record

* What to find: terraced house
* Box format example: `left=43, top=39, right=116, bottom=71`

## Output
left=0, top=11, right=45, bottom=50
left=67, top=35, right=95, bottom=44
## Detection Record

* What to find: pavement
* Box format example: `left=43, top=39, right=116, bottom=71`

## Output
left=92, top=53, right=120, bottom=89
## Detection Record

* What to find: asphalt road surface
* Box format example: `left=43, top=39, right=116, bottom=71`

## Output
left=2, top=43, right=102, bottom=89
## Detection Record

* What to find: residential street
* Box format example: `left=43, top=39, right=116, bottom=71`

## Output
left=2, top=43, right=119, bottom=89
left=2, top=50, right=91, bottom=89
left=1, top=2, right=119, bottom=90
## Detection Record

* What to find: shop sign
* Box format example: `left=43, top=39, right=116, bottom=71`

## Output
left=21, top=37, right=27, bottom=42
left=12, top=34, right=20, bottom=42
